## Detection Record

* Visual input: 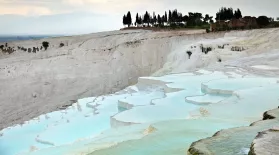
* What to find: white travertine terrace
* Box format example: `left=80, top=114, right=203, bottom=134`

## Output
left=1, top=28, right=279, bottom=155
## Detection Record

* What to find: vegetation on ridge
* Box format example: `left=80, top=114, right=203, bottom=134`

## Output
left=123, top=9, right=213, bottom=30
left=122, top=7, right=279, bottom=32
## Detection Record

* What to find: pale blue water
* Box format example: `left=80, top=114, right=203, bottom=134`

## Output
left=1, top=70, right=279, bottom=155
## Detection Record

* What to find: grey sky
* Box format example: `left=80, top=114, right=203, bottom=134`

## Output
left=0, top=0, right=278, bottom=35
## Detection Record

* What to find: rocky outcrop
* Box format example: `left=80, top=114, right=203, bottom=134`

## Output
left=188, top=108, right=279, bottom=155
left=137, top=77, right=183, bottom=93
left=248, top=108, right=279, bottom=155
left=249, top=129, right=279, bottom=155
left=118, top=100, right=134, bottom=111
left=110, top=116, right=139, bottom=128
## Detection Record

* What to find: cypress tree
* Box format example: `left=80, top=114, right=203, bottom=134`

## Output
left=153, top=12, right=157, bottom=25
left=143, top=11, right=150, bottom=26
left=168, top=10, right=172, bottom=24
left=139, top=16, right=143, bottom=25
left=126, top=11, right=132, bottom=27
left=165, top=11, right=168, bottom=24
left=178, top=12, right=183, bottom=23
left=123, top=15, right=127, bottom=26
left=136, top=13, right=139, bottom=26
left=158, top=14, right=162, bottom=26
left=150, top=13, right=154, bottom=26
left=172, top=9, right=177, bottom=23
left=234, top=8, right=242, bottom=19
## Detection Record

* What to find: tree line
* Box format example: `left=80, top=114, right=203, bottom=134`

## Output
left=123, top=9, right=213, bottom=28
left=122, top=8, right=243, bottom=28
left=215, top=7, right=277, bottom=29
left=122, top=7, right=279, bottom=30
left=215, top=7, right=242, bottom=21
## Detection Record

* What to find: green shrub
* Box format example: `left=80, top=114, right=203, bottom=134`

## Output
left=42, top=41, right=49, bottom=50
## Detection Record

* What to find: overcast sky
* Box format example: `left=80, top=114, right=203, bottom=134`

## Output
left=0, top=0, right=278, bottom=35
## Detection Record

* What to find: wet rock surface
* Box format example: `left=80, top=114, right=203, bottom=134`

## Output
left=188, top=108, right=279, bottom=155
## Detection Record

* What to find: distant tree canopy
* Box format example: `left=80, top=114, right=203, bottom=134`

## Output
left=234, top=9, right=242, bottom=19
left=257, top=16, right=270, bottom=27
left=143, top=11, right=151, bottom=26
left=42, top=41, right=49, bottom=50
left=216, top=7, right=242, bottom=21
left=187, top=12, right=203, bottom=26
left=125, top=9, right=211, bottom=28
left=216, top=7, right=233, bottom=21
left=204, top=14, right=214, bottom=24
left=122, top=7, right=277, bottom=31
left=212, top=7, right=276, bottom=32
left=123, top=11, right=132, bottom=27
left=127, top=11, right=132, bottom=26
left=123, top=15, right=127, bottom=26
